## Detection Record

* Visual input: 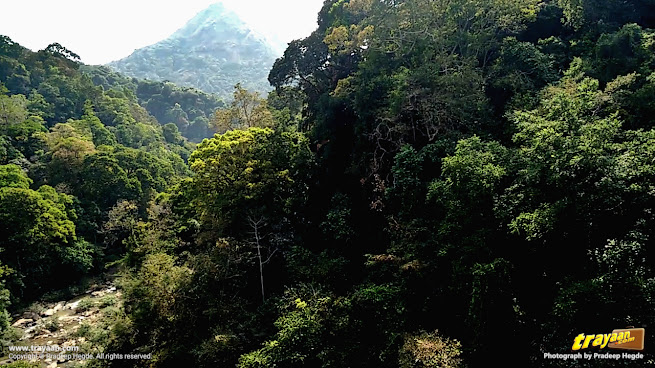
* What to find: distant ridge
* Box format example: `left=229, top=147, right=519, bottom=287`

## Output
left=107, top=2, right=278, bottom=99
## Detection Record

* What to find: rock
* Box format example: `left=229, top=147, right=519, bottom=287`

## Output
left=64, top=300, right=80, bottom=310
left=22, top=311, right=41, bottom=320
left=20, top=326, right=37, bottom=340
left=58, top=316, right=77, bottom=323
left=43, top=309, right=56, bottom=317
left=11, top=318, right=33, bottom=327
left=53, top=302, right=65, bottom=312
left=47, top=362, right=57, bottom=368
left=91, top=290, right=105, bottom=297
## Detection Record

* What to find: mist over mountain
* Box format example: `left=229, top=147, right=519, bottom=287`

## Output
left=107, top=3, right=278, bottom=98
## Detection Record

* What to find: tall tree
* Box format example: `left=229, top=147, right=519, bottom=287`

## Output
left=212, top=84, right=274, bottom=132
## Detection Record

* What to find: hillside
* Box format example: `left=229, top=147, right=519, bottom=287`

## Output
left=81, top=65, right=224, bottom=142
left=3, top=1, right=655, bottom=367
left=107, top=3, right=278, bottom=99
left=0, top=34, right=193, bottom=312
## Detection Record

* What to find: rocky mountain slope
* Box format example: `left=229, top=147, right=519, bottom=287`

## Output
left=108, top=3, right=278, bottom=99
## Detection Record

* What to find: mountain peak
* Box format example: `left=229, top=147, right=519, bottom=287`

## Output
left=107, top=3, right=277, bottom=99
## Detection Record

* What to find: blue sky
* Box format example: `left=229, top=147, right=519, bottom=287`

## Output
left=0, top=0, right=324, bottom=65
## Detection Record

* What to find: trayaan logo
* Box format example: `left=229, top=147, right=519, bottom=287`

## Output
left=572, top=328, right=645, bottom=351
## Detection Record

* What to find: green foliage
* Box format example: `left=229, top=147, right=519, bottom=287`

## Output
left=0, top=164, right=31, bottom=188
left=320, top=193, right=354, bottom=244
left=0, top=184, right=92, bottom=298
left=98, top=294, right=117, bottom=308
left=239, top=282, right=407, bottom=368
left=6, top=116, right=48, bottom=158
left=115, top=252, right=200, bottom=364
left=238, top=288, right=351, bottom=368
left=0, top=92, right=28, bottom=129
left=557, top=0, right=655, bottom=30
left=78, top=152, right=140, bottom=210
left=77, top=297, right=96, bottom=312
left=59, top=239, right=97, bottom=273
left=285, top=246, right=348, bottom=286
left=123, top=253, right=191, bottom=324
left=82, top=66, right=223, bottom=141
left=5, top=1, right=655, bottom=367
left=212, top=84, right=274, bottom=132
left=0, top=263, right=11, bottom=338
left=189, top=127, right=314, bottom=235
left=0, top=36, right=193, bottom=249
left=438, top=136, right=508, bottom=197
left=490, top=36, right=559, bottom=100
left=162, top=123, right=183, bottom=145
left=73, top=305, right=132, bottom=361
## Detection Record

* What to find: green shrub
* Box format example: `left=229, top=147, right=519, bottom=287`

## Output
left=98, top=295, right=117, bottom=308
left=76, top=298, right=95, bottom=312
left=24, top=302, right=45, bottom=315
left=75, top=322, right=91, bottom=337
left=44, top=318, right=61, bottom=332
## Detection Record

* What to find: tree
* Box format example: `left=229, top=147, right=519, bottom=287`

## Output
left=189, top=127, right=313, bottom=236
left=0, top=182, right=93, bottom=298
left=0, top=262, right=11, bottom=339
left=42, top=123, right=96, bottom=187
left=557, top=0, right=655, bottom=30
left=44, top=42, right=81, bottom=63
left=72, top=101, right=117, bottom=147
left=162, top=123, right=183, bottom=145
left=0, top=164, right=31, bottom=189
left=27, top=90, right=54, bottom=120
left=102, top=200, right=140, bottom=256
left=6, top=116, right=48, bottom=159
left=248, top=216, right=277, bottom=303
left=238, top=288, right=349, bottom=368
left=212, top=84, right=274, bottom=132
left=166, top=103, right=190, bottom=133
left=79, top=153, right=141, bottom=211
left=119, top=252, right=192, bottom=359
left=0, top=91, right=28, bottom=131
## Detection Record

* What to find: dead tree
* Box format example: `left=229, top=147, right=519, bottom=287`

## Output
left=248, top=216, right=277, bottom=303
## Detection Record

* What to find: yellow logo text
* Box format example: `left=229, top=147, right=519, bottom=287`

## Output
left=572, top=331, right=634, bottom=350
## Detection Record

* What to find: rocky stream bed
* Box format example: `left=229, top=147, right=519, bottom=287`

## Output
left=1, top=280, right=121, bottom=368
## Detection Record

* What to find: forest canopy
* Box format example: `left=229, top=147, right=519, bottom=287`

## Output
left=2, top=0, right=655, bottom=367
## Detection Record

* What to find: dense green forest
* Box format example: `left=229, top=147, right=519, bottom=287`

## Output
left=81, top=66, right=225, bottom=142
left=2, top=0, right=655, bottom=367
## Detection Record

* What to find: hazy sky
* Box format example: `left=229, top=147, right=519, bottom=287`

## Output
left=0, top=0, right=324, bottom=65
